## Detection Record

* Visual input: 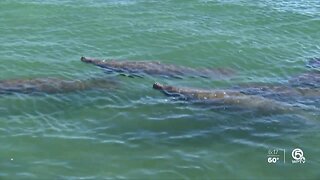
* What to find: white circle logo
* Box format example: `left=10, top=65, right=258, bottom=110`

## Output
left=292, top=148, right=303, bottom=160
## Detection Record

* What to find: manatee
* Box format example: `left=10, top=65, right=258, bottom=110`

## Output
left=286, top=58, right=320, bottom=88
left=81, top=57, right=234, bottom=79
left=0, top=77, right=118, bottom=95
left=306, top=57, right=320, bottom=69
left=234, top=58, right=320, bottom=98
left=152, top=82, right=313, bottom=114
left=234, top=83, right=320, bottom=101
left=288, top=71, right=320, bottom=88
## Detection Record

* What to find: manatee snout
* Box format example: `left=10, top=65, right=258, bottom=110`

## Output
left=81, top=57, right=95, bottom=63
left=153, top=82, right=164, bottom=90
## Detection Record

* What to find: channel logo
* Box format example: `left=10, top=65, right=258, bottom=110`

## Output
left=292, top=148, right=306, bottom=164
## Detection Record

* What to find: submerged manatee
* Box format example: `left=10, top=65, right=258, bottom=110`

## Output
left=234, top=83, right=320, bottom=101
left=0, top=77, right=118, bottom=95
left=289, top=57, right=320, bottom=88
left=234, top=58, right=320, bottom=99
left=153, top=82, right=312, bottom=114
left=306, top=57, right=320, bottom=69
left=288, top=71, right=320, bottom=88
left=81, top=57, right=234, bottom=79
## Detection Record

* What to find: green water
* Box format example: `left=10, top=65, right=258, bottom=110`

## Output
left=1, top=0, right=320, bottom=179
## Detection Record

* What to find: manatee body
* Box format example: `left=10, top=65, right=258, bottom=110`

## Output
left=234, top=83, right=320, bottom=101
left=234, top=58, right=320, bottom=98
left=288, top=71, right=320, bottom=88
left=306, top=57, right=320, bottom=69
left=0, top=77, right=117, bottom=95
left=153, top=82, right=310, bottom=114
left=81, top=57, right=234, bottom=79
left=289, top=57, right=320, bottom=88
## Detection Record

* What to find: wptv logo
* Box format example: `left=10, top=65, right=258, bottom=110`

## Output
left=291, top=148, right=306, bottom=164
left=267, top=148, right=306, bottom=164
